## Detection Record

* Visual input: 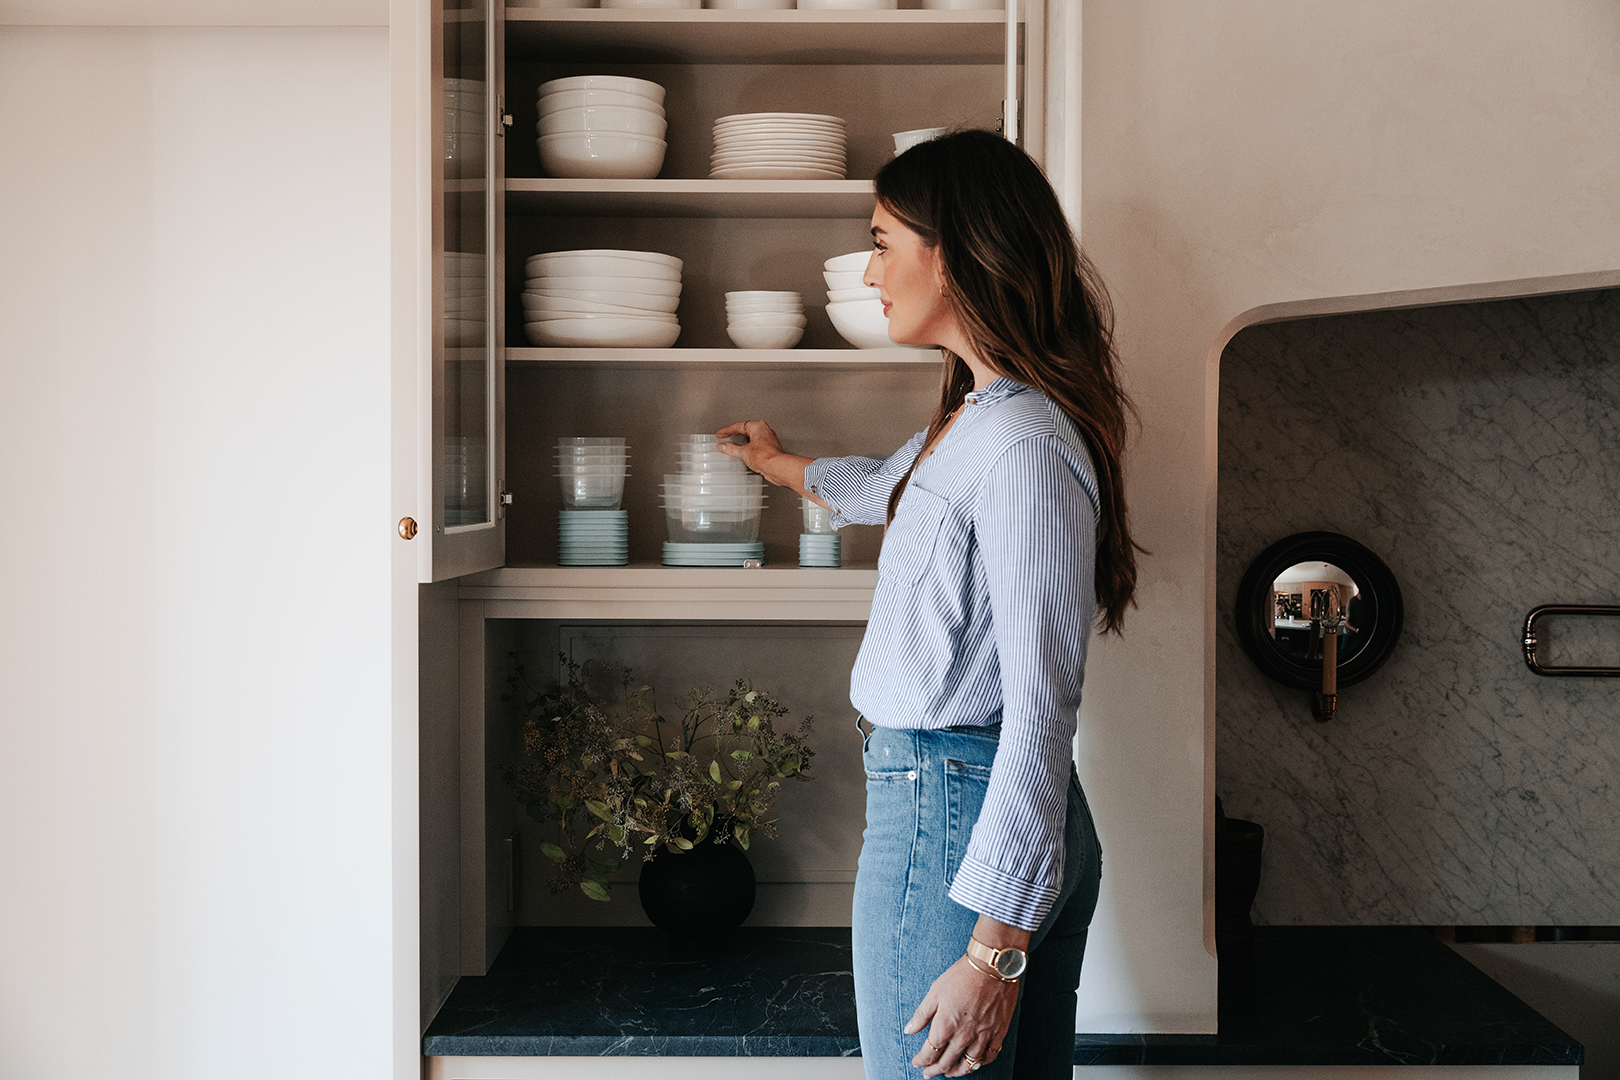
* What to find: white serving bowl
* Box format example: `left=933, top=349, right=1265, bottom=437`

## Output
left=539, top=75, right=666, bottom=106
left=529, top=309, right=678, bottom=325
left=523, top=295, right=675, bottom=318
left=538, top=106, right=667, bottom=139
left=538, top=89, right=664, bottom=116
left=525, top=318, right=681, bottom=348
left=826, top=285, right=881, bottom=302
left=726, top=290, right=801, bottom=302
left=823, top=269, right=869, bottom=290
left=526, top=255, right=682, bottom=280
left=527, top=274, right=682, bottom=297
left=539, top=131, right=666, bottom=180
left=728, top=324, right=804, bottom=349
left=823, top=250, right=872, bottom=272
left=728, top=312, right=807, bottom=329
left=527, top=248, right=683, bottom=271
left=826, top=298, right=897, bottom=349
left=529, top=288, right=681, bottom=313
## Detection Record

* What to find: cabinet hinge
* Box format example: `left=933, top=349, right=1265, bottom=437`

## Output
left=499, top=490, right=514, bottom=506
left=497, top=95, right=512, bottom=136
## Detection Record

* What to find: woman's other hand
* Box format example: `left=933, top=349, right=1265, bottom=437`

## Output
left=906, top=956, right=1018, bottom=1077
left=714, top=421, right=821, bottom=504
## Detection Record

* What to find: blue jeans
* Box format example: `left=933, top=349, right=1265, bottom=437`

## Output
left=852, top=723, right=1102, bottom=1080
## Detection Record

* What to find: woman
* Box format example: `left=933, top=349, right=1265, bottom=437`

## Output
left=716, top=129, right=1140, bottom=1080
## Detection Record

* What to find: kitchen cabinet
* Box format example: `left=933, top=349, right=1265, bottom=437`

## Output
left=423, top=0, right=1044, bottom=979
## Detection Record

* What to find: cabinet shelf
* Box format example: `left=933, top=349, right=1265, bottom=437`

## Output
left=506, top=178, right=875, bottom=219
left=506, top=346, right=939, bottom=365
left=505, top=8, right=1017, bottom=65
left=459, top=564, right=878, bottom=621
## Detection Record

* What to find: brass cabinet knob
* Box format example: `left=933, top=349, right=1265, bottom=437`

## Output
left=398, top=517, right=418, bottom=540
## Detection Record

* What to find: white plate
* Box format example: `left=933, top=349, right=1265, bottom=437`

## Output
left=526, top=318, right=682, bottom=348
left=716, top=112, right=843, bottom=125
left=712, top=155, right=846, bottom=168
left=710, top=166, right=845, bottom=180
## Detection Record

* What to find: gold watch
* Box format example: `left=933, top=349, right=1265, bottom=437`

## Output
left=966, top=936, right=1027, bottom=982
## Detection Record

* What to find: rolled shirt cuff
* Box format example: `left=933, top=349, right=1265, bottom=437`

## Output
left=947, top=854, right=1061, bottom=933
left=802, top=457, right=857, bottom=530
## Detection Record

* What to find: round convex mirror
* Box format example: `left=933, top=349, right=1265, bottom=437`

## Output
left=1235, top=532, right=1403, bottom=692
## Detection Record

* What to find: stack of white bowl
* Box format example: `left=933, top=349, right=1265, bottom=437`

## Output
left=710, top=112, right=846, bottom=180
left=799, top=497, right=840, bottom=567
left=445, top=435, right=488, bottom=526
left=661, top=435, right=767, bottom=566
left=556, top=437, right=630, bottom=566
left=725, top=291, right=804, bottom=349
left=822, top=249, right=905, bottom=349
left=444, top=77, right=486, bottom=178
left=445, top=251, right=487, bottom=347
left=523, top=249, right=683, bottom=348
left=798, top=0, right=896, bottom=8
left=537, top=75, right=667, bottom=180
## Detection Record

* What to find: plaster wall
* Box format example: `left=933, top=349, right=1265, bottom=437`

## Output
left=1072, top=0, right=1620, bottom=1031
left=0, top=24, right=395, bottom=1080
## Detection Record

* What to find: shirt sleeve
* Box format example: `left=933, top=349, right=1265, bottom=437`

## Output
left=946, top=435, right=1099, bottom=930
left=801, top=430, right=927, bottom=528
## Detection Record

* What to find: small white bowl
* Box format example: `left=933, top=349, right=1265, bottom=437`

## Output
left=527, top=274, right=682, bottom=296
left=538, top=106, right=667, bottom=139
left=826, top=285, right=881, bottom=302
left=538, top=75, right=666, bottom=105
left=725, top=290, right=802, bottom=302
left=727, top=299, right=805, bottom=314
left=823, top=269, right=869, bottom=290
left=527, top=256, right=683, bottom=280
left=529, top=288, right=680, bottom=314
left=526, top=318, right=681, bottom=348
left=539, top=132, right=666, bottom=180
left=538, top=89, right=665, bottom=116
left=728, top=312, right=808, bottom=329
left=823, top=250, right=872, bottom=272
left=826, top=298, right=895, bottom=349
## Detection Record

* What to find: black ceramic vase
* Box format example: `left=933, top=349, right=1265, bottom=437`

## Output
left=638, top=836, right=756, bottom=941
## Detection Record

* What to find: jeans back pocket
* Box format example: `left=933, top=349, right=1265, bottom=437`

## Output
left=943, top=758, right=993, bottom=887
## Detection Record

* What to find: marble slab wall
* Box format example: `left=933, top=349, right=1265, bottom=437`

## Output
left=1216, top=288, right=1620, bottom=925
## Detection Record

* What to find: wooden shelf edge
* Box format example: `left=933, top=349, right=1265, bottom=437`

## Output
left=505, top=8, right=1015, bottom=27
left=505, top=346, right=941, bottom=364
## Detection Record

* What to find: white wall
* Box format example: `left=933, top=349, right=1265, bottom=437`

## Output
left=0, top=24, right=396, bottom=1079
left=1070, top=0, right=1620, bottom=1031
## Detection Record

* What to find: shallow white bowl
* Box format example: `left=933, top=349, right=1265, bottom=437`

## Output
left=538, top=89, right=665, bottom=116
left=823, top=250, right=872, bottom=272
left=538, top=74, right=665, bottom=105
left=525, top=318, right=681, bottom=348
left=539, top=106, right=667, bottom=139
left=826, top=298, right=895, bottom=349
left=603, top=0, right=697, bottom=6
left=826, top=285, right=881, bottom=302
left=539, top=131, right=665, bottom=180
left=728, top=312, right=808, bottom=329
left=727, top=304, right=805, bottom=317
left=527, top=257, right=682, bottom=281
left=527, top=248, right=683, bottom=271
left=708, top=0, right=793, bottom=7
left=529, top=288, right=680, bottom=313
left=523, top=295, right=675, bottom=318
left=529, top=309, right=678, bottom=325
left=728, top=324, right=804, bottom=349
left=527, top=274, right=682, bottom=297
left=823, top=269, right=869, bottom=290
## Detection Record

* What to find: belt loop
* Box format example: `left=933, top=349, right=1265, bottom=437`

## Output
left=855, top=714, right=874, bottom=752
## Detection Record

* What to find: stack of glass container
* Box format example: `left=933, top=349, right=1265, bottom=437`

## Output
left=661, top=435, right=766, bottom=566
left=555, top=437, right=629, bottom=566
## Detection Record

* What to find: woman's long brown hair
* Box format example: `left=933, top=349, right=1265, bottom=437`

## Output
left=876, top=129, right=1143, bottom=635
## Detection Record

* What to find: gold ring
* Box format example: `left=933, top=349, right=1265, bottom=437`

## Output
left=925, top=1039, right=945, bottom=1053
left=964, top=1054, right=982, bottom=1069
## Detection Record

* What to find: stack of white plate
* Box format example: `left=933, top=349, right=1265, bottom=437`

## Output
left=445, top=435, right=488, bottom=526
left=445, top=251, right=488, bottom=348
left=726, top=291, right=804, bottom=349
left=537, top=75, right=667, bottom=179
left=661, top=434, right=767, bottom=566
left=444, top=77, right=486, bottom=178
left=710, top=112, right=846, bottom=180
left=523, top=249, right=683, bottom=348
left=821, top=249, right=900, bottom=349
left=556, top=437, right=630, bottom=566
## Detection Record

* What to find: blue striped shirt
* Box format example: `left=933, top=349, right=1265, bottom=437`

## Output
left=803, top=377, right=1101, bottom=931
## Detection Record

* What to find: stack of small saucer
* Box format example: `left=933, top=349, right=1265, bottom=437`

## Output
left=725, top=291, right=804, bottom=349
left=661, top=435, right=766, bottom=567
left=556, top=437, right=629, bottom=566
left=799, top=497, right=840, bottom=567
left=709, top=112, right=846, bottom=180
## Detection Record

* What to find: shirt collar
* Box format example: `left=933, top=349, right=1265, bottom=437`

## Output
left=964, top=376, right=1028, bottom=408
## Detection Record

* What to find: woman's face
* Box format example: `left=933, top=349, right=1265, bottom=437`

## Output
left=865, top=203, right=955, bottom=348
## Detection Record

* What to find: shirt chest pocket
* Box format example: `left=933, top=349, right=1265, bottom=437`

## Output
left=877, top=486, right=949, bottom=586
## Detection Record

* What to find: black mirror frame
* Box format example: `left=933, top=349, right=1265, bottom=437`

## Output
left=1234, top=532, right=1404, bottom=692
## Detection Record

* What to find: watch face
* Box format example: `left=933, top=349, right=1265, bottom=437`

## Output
left=994, top=948, right=1028, bottom=979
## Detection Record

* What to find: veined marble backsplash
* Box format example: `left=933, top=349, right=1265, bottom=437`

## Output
left=1216, top=287, right=1620, bottom=925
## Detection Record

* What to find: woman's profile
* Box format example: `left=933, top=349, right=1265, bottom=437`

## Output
left=717, top=128, right=1141, bottom=1080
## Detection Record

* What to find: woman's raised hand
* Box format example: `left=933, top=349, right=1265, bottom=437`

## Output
left=714, top=421, right=819, bottom=501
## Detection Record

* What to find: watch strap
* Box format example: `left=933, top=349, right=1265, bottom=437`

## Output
left=965, top=936, right=1023, bottom=982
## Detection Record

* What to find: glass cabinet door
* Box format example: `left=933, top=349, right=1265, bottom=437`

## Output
left=431, top=0, right=505, bottom=580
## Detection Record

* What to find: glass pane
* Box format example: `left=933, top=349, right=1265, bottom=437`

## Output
left=442, top=1, right=491, bottom=529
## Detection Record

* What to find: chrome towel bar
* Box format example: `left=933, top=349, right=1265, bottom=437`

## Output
left=1522, top=605, right=1620, bottom=677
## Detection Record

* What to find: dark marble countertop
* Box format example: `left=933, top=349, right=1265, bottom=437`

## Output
left=422, top=925, right=1582, bottom=1064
